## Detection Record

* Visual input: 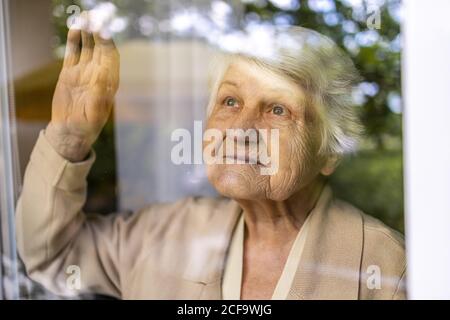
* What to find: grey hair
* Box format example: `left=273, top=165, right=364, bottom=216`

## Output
left=206, top=26, right=363, bottom=156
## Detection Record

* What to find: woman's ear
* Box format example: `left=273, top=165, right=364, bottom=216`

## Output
left=320, top=154, right=341, bottom=176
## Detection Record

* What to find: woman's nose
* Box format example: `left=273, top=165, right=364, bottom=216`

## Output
left=229, top=107, right=260, bottom=131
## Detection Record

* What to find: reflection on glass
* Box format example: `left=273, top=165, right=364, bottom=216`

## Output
left=1, top=0, right=404, bottom=299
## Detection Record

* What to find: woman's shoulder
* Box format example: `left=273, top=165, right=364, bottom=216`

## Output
left=361, top=212, right=404, bottom=250
left=360, top=212, right=406, bottom=298
left=331, top=197, right=404, bottom=251
left=331, top=198, right=406, bottom=299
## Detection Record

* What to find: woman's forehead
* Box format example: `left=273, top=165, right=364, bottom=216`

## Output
left=220, top=59, right=305, bottom=100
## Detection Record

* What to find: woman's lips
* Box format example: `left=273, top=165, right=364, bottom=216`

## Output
left=222, top=154, right=265, bottom=166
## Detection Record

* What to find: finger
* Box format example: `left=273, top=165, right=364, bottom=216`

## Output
left=96, top=67, right=113, bottom=93
left=80, top=30, right=94, bottom=64
left=97, top=64, right=120, bottom=95
left=79, top=12, right=94, bottom=64
left=93, top=32, right=118, bottom=65
left=92, top=32, right=102, bottom=64
left=92, top=67, right=117, bottom=115
left=63, top=27, right=81, bottom=68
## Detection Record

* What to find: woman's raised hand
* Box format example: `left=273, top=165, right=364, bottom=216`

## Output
left=45, top=11, right=120, bottom=162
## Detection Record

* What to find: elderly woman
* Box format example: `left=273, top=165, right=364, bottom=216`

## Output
left=16, top=18, right=405, bottom=300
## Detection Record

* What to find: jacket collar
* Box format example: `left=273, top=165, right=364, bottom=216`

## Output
left=181, top=198, right=242, bottom=299
left=286, top=185, right=363, bottom=299
left=182, top=185, right=363, bottom=300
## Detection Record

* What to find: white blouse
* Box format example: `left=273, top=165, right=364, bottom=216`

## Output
left=222, top=210, right=312, bottom=300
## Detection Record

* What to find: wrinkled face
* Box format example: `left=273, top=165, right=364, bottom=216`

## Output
left=205, top=59, right=328, bottom=201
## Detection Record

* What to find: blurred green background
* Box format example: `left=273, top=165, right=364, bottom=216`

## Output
left=46, top=0, right=404, bottom=233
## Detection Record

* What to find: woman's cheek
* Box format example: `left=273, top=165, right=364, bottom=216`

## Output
left=281, top=130, right=311, bottom=180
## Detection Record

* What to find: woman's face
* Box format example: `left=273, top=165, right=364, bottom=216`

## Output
left=205, top=59, right=328, bottom=201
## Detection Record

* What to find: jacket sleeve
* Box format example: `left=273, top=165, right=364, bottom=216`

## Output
left=16, top=130, right=127, bottom=298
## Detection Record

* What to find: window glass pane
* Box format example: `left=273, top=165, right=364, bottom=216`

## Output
left=1, top=0, right=406, bottom=299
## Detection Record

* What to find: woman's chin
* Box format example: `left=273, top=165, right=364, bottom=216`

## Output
left=208, top=165, right=264, bottom=200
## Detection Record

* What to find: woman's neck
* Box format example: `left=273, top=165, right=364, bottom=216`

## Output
left=236, top=178, right=325, bottom=245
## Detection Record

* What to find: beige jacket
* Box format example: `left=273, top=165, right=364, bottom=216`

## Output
left=16, top=130, right=407, bottom=299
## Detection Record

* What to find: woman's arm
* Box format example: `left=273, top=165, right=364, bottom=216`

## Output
left=15, top=11, right=122, bottom=297
left=16, top=130, right=123, bottom=297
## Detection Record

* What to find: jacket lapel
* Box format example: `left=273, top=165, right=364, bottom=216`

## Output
left=287, top=186, right=364, bottom=299
left=180, top=198, right=242, bottom=299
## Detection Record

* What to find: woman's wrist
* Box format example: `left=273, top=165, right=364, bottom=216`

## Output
left=44, top=123, right=92, bottom=162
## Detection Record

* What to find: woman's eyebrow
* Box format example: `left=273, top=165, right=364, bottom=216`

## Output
left=219, top=80, right=239, bottom=89
left=218, top=80, right=304, bottom=105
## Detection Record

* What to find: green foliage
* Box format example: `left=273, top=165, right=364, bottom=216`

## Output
left=85, top=116, right=118, bottom=214
left=330, top=149, right=404, bottom=233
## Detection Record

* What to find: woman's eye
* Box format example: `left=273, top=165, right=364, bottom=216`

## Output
left=223, top=97, right=239, bottom=108
left=272, top=105, right=285, bottom=116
